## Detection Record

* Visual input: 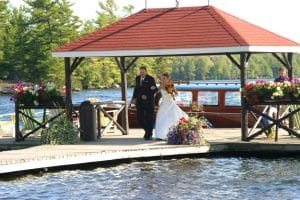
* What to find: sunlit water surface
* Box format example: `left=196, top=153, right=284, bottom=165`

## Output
left=0, top=157, right=299, bottom=200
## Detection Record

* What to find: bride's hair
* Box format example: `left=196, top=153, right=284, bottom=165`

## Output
left=162, top=73, right=170, bottom=79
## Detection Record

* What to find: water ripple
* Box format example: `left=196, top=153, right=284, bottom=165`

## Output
left=0, top=157, right=299, bottom=200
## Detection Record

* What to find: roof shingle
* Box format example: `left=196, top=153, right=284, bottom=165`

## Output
left=54, top=6, right=300, bottom=56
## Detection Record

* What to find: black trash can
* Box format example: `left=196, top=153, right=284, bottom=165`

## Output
left=79, top=101, right=97, bottom=141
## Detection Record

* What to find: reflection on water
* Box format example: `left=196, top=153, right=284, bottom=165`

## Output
left=0, top=157, right=299, bottom=200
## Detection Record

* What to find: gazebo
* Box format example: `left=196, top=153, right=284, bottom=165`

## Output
left=52, top=6, right=300, bottom=141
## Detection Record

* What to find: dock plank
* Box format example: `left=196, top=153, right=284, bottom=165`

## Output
left=0, top=128, right=299, bottom=175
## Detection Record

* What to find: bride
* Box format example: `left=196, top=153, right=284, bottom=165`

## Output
left=155, top=73, right=188, bottom=140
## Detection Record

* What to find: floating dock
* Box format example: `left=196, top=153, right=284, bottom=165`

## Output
left=0, top=128, right=299, bottom=177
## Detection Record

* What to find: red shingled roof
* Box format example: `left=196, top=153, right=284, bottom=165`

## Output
left=53, top=6, right=300, bottom=57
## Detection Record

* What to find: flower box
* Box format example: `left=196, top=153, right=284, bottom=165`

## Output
left=11, top=82, right=65, bottom=107
left=242, top=80, right=300, bottom=105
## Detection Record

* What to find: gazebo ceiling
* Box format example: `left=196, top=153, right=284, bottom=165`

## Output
left=53, top=6, right=300, bottom=58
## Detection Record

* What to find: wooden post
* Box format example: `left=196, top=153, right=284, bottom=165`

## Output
left=15, top=104, right=22, bottom=141
left=115, top=57, right=139, bottom=135
left=65, top=57, right=72, bottom=121
left=240, top=53, right=249, bottom=141
left=288, top=53, right=294, bottom=130
left=287, top=53, right=293, bottom=79
left=120, top=57, right=129, bottom=135
left=226, top=53, right=250, bottom=141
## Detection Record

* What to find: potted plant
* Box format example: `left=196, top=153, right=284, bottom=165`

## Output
left=167, top=117, right=205, bottom=145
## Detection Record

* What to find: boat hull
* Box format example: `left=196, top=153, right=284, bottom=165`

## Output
left=126, top=106, right=258, bottom=128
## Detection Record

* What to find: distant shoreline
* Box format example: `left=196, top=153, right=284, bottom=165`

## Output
left=0, top=80, right=123, bottom=95
left=0, top=80, right=14, bottom=95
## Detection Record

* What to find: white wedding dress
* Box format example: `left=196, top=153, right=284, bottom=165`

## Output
left=155, top=89, right=188, bottom=140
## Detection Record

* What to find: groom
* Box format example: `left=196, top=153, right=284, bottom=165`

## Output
left=131, top=66, right=158, bottom=140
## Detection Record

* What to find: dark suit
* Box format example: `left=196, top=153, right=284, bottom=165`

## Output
left=274, top=76, right=289, bottom=82
left=133, top=75, right=158, bottom=139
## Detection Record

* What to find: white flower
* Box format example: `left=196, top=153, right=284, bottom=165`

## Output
left=45, top=82, right=56, bottom=91
left=23, top=86, right=30, bottom=91
left=33, top=100, right=39, bottom=106
left=276, top=86, right=281, bottom=91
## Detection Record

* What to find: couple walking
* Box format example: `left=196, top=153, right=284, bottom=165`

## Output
left=131, top=66, right=187, bottom=140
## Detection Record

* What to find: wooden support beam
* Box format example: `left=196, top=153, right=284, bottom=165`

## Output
left=65, top=57, right=72, bottom=121
left=115, top=57, right=138, bottom=135
left=114, top=57, right=121, bottom=71
left=288, top=53, right=294, bottom=130
left=71, top=57, right=85, bottom=73
left=246, top=53, right=251, bottom=62
left=282, top=53, right=290, bottom=69
left=115, top=57, right=139, bottom=73
left=125, top=57, right=139, bottom=72
left=240, top=53, right=251, bottom=141
left=226, top=53, right=241, bottom=69
left=287, top=53, right=293, bottom=70
left=272, top=53, right=288, bottom=67
left=120, top=57, right=129, bottom=135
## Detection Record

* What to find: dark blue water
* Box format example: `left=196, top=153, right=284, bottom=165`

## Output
left=0, top=88, right=134, bottom=116
left=0, top=157, right=299, bottom=200
left=0, top=94, right=13, bottom=116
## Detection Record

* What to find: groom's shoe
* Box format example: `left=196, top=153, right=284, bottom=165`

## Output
left=144, top=132, right=152, bottom=140
left=143, top=133, right=148, bottom=140
left=144, top=136, right=152, bottom=140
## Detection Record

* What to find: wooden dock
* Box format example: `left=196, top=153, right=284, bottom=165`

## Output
left=0, top=128, right=299, bottom=177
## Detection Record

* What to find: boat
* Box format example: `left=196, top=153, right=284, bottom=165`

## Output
left=127, top=82, right=258, bottom=128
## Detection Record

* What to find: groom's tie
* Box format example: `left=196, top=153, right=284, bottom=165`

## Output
left=140, top=77, right=144, bottom=86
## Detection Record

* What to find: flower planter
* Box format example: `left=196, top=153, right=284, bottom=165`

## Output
left=17, top=96, right=65, bottom=108
left=243, top=80, right=300, bottom=106
left=167, top=117, right=203, bottom=145
left=12, top=83, right=65, bottom=108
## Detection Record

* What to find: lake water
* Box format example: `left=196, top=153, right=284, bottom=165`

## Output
left=0, top=157, right=299, bottom=200
left=0, top=88, right=134, bottom=118
left=1, top=83, right=299, bottom=199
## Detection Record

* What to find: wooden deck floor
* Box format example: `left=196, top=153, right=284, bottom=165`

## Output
left=0, top=128, right=299, bottom=176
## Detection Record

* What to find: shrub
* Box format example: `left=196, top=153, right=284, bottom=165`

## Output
left=41, top=114, right=79, bottom=145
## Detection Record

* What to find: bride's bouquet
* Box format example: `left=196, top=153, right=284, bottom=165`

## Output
left=165, top=81, right=176, bottom=99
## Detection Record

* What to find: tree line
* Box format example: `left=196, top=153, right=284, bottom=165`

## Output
left=0, top=0, right=299, bottom=89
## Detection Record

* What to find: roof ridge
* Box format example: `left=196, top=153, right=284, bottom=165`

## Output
left=64, top=8, right=178, bottom=51
left=207, top=7, right=248, bottom=46
left=56, top=8, right=148, bottom=51
left=212, top=6, right=300, bottom=46
left=143, top=6, right=206, bottom=11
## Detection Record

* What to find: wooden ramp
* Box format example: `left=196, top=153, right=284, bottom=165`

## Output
left=0, top=129, right=299, bottom=176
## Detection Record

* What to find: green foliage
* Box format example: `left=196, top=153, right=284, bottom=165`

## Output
left=0, top=0, right=9, bottom=60
left=0, top=0, right=81, bottom=83
left=41, top=114, right=79, bottom=145
left=95, top=0, right=119, bottom=28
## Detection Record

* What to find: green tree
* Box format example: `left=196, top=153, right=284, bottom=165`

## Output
left=0, top=0, right=9, bottom=61
left=194, top=57, right=214, bottom=80
left=95, top=0, right=119, bottom=28
left=0, top=0, right=82, bottom=82
left=21, top=0, right=82, bottom=83
left=71, top=0, right=136, bottom=89
left=1, top=7, right=30, bottom=80
left=81, top=20, right=96, bottom=35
